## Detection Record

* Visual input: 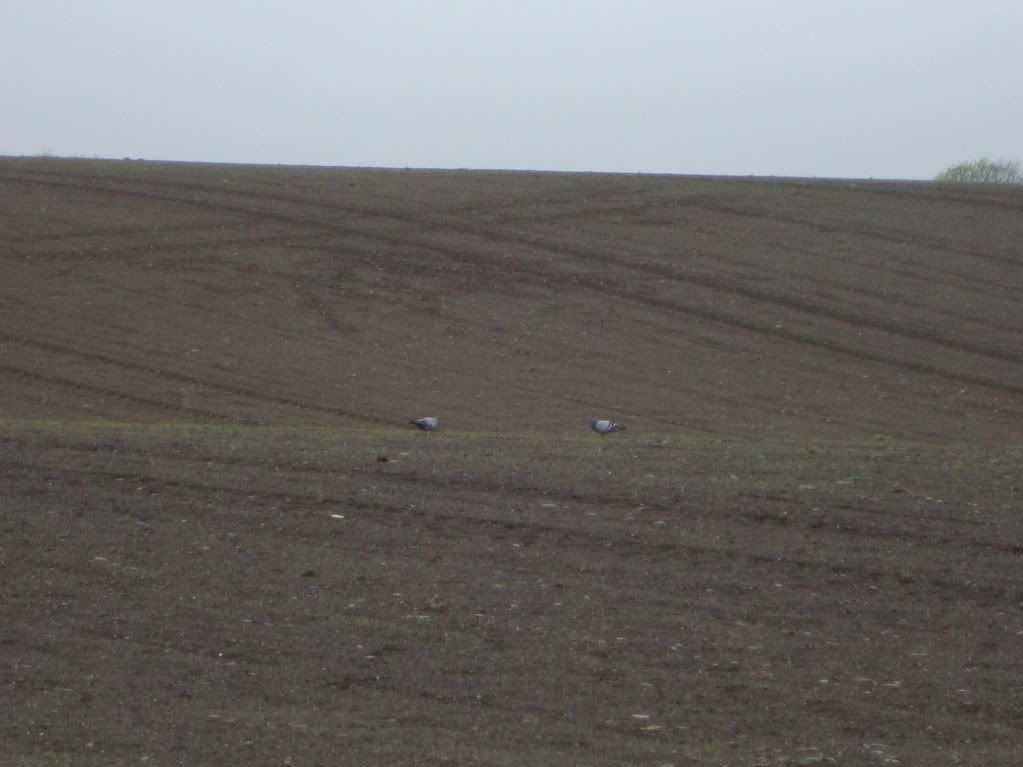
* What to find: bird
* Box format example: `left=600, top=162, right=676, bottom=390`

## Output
left=590, top=419, right=625, bottom=435
left=410, top=416, right=440, bottom=431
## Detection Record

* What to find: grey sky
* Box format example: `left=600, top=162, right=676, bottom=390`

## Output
left=3, top=1, right=1021, bottom=179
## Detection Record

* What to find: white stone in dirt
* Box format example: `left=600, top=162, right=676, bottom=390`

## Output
left=410, top=416, right=440, bottom=431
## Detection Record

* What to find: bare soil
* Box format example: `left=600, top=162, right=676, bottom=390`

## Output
left=1, top=158, right=1021, bottom=765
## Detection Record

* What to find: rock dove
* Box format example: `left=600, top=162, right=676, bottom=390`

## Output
left=410, top=416, right=440, bottom=431
left=590, top=419, right=625, bottom=434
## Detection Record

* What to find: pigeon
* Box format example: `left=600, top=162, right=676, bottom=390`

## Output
left=410, top=416, right=440, bottom=431
left=590, top=419, right=625, bottom=434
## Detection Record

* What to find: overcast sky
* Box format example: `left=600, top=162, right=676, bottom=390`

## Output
left=3, top=1, right=1020, bottom=179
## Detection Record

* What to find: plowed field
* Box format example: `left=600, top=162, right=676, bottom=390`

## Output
left=1, top=158, right=1021, bottom=765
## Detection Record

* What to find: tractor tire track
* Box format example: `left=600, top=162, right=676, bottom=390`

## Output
left=12, top=167, right=1023, bottom=364
left=3, top=169, right=1021, bottom=400
left=0, top=333, right=386, bottom=425
left=0, top=363, right=254, bottom=423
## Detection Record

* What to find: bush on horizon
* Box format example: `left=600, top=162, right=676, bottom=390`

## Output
left=935, top=158, right=1022, bottom=184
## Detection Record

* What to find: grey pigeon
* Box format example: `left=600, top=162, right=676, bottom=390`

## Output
left=590, top=419, right=625, bottom=434
left=410, top=416, right=440, bottom=431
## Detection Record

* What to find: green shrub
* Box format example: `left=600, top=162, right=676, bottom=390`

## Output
left=935, top=157, right=1022, bottom=183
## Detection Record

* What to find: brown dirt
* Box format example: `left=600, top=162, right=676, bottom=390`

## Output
left=1, top=158, right=1021, bottom=765
left=2, top=158, right=1021, bottom=440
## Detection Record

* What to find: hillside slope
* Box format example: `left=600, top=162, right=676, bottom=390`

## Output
left=2, top=158, right=1021, bottom=440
